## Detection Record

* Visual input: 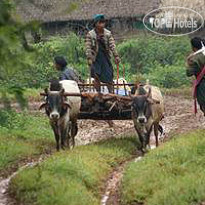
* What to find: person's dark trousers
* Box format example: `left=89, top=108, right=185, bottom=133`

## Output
left=94, top=75, right=114, bottom=93
left=93, top=75, right=114, bottom=127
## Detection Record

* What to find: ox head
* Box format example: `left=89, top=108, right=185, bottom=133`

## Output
left=39, top=88, right=71, bottom=121
left=130, top=87, right=158, bottom=124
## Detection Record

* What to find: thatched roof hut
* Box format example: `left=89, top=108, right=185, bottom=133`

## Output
left=15, top=0, right=160, bottom=23
left=15, top=0, right=204, bottom=38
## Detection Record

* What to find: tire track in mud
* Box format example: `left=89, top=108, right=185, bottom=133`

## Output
left=101, top=160, right=131, bottom=205
left=0, top=154, right=51, bottom=205
left=0, top=95, right=204, bottom=205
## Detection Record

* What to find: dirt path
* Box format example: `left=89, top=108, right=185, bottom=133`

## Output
left=0, top=95, right=204, bottom=205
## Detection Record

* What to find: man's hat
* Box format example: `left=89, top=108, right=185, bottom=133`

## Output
left=93, top=14, right=105, bottom=24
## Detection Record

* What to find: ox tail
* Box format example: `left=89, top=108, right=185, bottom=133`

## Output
left=158, top=124, right=163, bottom=135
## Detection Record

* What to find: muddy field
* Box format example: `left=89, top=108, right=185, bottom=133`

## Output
left=0, top=95, right=204, bottom=205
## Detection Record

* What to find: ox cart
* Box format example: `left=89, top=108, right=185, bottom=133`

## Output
left=64, top=82, right=135, bottom=120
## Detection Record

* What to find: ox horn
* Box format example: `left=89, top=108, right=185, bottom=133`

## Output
left=40, top=88, right=49, bottom=96
left=60, top=88, right=65, bottom=95
left=146, top=87, right=151, bottom=98
left=146, top=88, right=160, bottom=104
left=39, top=102, right=47, bottom=110
left=63, top=102, right=71, bottom=109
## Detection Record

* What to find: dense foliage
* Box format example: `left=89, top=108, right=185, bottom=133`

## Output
left=118, top=36, right=192, bottom=87
left=29, top=35, right=193, bottom=88
left=15, top=34, right=191, bottom=89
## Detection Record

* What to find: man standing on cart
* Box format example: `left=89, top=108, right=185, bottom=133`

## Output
left=85, top=14, right=120, bottom=93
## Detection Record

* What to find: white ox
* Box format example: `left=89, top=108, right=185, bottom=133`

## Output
left=130, top=84, right=164, bottom=152
left=40, top=80, right=81, bottom=151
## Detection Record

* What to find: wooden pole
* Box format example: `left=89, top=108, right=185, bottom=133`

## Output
left=117, top=63, right=119, bottom=94
left=123, top=64, right=125, bottom=79
left=123, top=80, right=127, bottom=96
left=89, top=65, right=92, bottom=92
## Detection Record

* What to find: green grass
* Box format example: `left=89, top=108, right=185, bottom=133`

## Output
left=0, top=110, right=54, bottom=172
left=10, top=137, right=139, bottom=205
left=120, top=130, right=205, bottom=205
